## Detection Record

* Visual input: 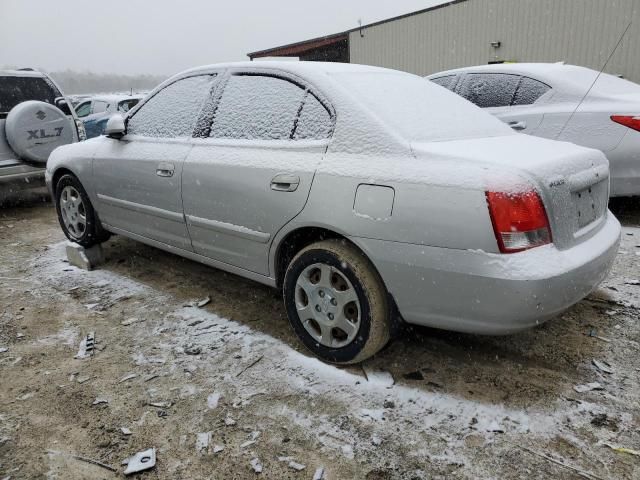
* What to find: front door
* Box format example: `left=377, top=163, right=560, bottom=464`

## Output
left=182, top=72, right=334, bottom=275
left=93, top=74, right=218, bottom=250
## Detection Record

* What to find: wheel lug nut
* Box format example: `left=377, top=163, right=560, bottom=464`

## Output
left=331, top=298, right=337, bottom=306
left=328, top=313, right=334, bottom=320
left=315, top=305, right=321, bottom=312
left=319, top=290, right=324, bottom=297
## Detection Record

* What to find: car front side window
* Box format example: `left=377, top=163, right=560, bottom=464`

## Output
left=209, top=74, right=307, bottom=140
left=75, top=101, right=91, bottom=118
left=430, top=75, right=456, bottom=91
left=457, top=73, right=520, bottom=108
left=127, top=74, right=216, bottom=138
left=92, top=101, right=109, bottom=114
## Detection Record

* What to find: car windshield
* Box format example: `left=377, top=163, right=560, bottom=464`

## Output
left=0, top=76, right=60, bottom=113
left=332, top=71, right=511, bottom=142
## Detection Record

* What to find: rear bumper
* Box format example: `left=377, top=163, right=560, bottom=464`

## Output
left=352, top=211, right=621, bottom=334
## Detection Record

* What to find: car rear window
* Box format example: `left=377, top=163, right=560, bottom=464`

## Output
left=332, top=72, right=511, bottom=143
left=0, top=76, right=60, bottom=114
left=457, top=73, right=521, bottom=108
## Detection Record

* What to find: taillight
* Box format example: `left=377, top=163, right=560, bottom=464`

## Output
left=611, top=115, right=640, bottom=132
left=486, top=190, right=552, bottom=253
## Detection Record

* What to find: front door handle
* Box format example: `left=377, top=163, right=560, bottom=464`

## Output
left=508, top=120, right=527, bottom=131
left=156, top=162, right=175, bottom=177
left=271, top=174, right=300, bottom=192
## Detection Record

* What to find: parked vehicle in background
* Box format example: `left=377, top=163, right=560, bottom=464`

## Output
left=47, top=62, right=620, bottom=363
left=427, top=63, right=640, bottom=197
left=0, top=69, right=84, bottom=199
left=75, top=94, right=143, bottom=138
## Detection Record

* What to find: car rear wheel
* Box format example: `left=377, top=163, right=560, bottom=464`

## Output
left=284, top=239, right=390, bottom=364
left=55, top=174, right=109, bottom=247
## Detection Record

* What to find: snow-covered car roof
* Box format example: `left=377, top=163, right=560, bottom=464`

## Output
left=147, top=61, right=512, bottom=151
left=91, top=94, right=145, bottom=103
left=0, top=69, right=48, bottom=78
left=428, top=63, right=640, bottom=99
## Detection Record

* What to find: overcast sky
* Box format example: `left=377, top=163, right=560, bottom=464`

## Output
left=1, top=0, right=442, bottom=76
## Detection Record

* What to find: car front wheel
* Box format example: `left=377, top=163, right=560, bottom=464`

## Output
left=284, top=239, right=391, bottom=364
left=55, top=174, right=109, bottom=247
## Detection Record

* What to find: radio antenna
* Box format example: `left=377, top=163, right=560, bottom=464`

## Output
left=555, top=8, right=634, bottom=139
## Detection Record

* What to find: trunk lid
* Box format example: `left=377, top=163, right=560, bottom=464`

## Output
left=411, top=134, right=610, bottom=250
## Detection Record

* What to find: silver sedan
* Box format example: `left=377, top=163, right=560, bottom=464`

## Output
left=46, top=62, right=621, bottom=364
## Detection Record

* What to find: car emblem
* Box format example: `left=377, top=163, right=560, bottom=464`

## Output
left=36, top=110, right=46, bottom=120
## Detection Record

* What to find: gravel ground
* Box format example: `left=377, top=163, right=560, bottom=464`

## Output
left=0, top=193, right=639, bottom=480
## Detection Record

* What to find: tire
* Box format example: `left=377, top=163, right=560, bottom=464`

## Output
left=55, top=174, right=110, bottom=247
left=283, top=239, right=390, bottom=364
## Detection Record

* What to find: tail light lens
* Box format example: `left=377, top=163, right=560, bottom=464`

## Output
left=486, top=190, right=552, bottom=253
left=75, top=119, right=87, bottom=141
left=611, top=115, right=640, bottom=132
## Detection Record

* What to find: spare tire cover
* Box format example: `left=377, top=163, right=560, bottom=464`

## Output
left=5, top=100, right=74, bottom=164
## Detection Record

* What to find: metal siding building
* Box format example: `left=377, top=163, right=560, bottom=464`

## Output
left=249, top=0, right=640, bottom=82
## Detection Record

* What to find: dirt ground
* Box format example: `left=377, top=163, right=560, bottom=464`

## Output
left=1, top=191, right=639, bottom=480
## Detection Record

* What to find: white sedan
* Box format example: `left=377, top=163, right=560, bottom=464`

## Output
left=428, top=63, right=640, bottom=197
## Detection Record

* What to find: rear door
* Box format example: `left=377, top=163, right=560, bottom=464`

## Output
left=182, top=71, right=334, bottom=276
left=456, top=73, right=546, bottom=134
left=93, top=74, right=218, bottom=250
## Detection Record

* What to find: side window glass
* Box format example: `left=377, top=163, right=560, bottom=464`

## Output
left=458, top=73, right=520, bottom=108
left=128, top=75, right=216, bottom=138
left=75, top=102, right=91, bottom=117
left=293, top=92, right=332, bottom=140
left=92, top=101, right=108, bottom=114
left=210, top=75, right=305, bottom=140
left=430, top=75, right=455, bottom=91
left=513, top=77, right=551, bottom=106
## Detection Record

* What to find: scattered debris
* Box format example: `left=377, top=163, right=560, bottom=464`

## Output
left=573, top=382, right=604, bottom=393
left=383, top=399, right=396, bottom=409
left=184, top=344, right=202, bottom=355
left=123, top=448, right=156, bottom=475
left=591, top=414, right=619, bottom=431
left=371, top=435, right=382, bottom=446
left=92, top=397, right=109, bottom=406
left=148, top=401, right=172, bottom=409
left=213, top=445, right=224, bottom=453
left=624, top=279, right=640, bottom=286
left=402, top=370, right=424, bottom=381
left=224, top=416, right=236, bottom=426
left=74, top=332, right=96, bottom=359
left=240, top=440, right=256, bottom=449
left=236, top=355, right=264, bottom=377
left=250, top=457, right=263, bottom=473
left=121, top=317, right=144, bottom=326
left=487, top=420, right=505, bottom=433
left=207, top=392, right=221, bottom=409
left=76, top=375, right=91, bottom=384
left=0, top=347, right=8, bottom=353
left=592, top=359, right=614, bottom=374
left=602, top=442, right=640, bottom=457
left=46, top=449, right=116, bottom=473
left=196, top=432, right=212, bottom=453
left=288, top=461, right=306, bottom=471
left=518, top=446, right=605, bottom=480
left=196, top=296, right=211, bottom=308
left=119, top=373, right=138, bottom=383
left=362, top=366, right=394, bottom=387
left=144, top=374, right=159, bottom=382
left=313, top=467, right=325, bottom=480
left=121, top=427, right=132, bottom=435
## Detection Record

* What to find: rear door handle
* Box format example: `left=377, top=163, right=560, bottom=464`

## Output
left=156, top=162, right=175, bottom=177
left=271, top=174, right=300, bottom=192
left=508, top=120, right=527, bottom=130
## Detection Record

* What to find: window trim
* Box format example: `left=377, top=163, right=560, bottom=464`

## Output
left=510, top=75, right=552, bottom=107
left=197, top=69, right=336, bottom=142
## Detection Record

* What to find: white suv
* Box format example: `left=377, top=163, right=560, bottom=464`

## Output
left=0, top=69, right=85, bottom=198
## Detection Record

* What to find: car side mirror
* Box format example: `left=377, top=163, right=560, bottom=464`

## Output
left=55, top=97, right=72, bottom=116
left=105, top=113, right=126, bottom=139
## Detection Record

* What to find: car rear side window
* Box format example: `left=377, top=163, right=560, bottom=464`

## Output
left=0, top=76, right=60, bottom=114
left=457, top=73, right=520, bottom=108
left=92, top=101, right=109, bottom=114
left=292, top=92, right=332, bottom=140
left=512, top=77, right=551, bottom=105
left=430, top=75, right=456, bottom=91
left=128, top=75, right=216, bottom=138
left=210, top=75, right=306, bottom=140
